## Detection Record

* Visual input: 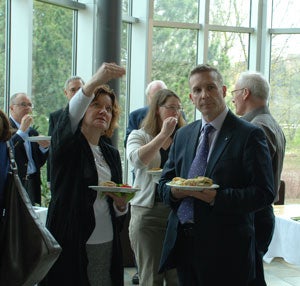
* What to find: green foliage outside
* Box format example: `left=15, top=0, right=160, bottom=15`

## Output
left=30, top=2, right=73, bottom=206
left=32, top=2, right=73, bottom=136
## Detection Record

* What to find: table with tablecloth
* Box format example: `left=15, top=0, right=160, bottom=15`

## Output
left=263, top=204, right=300, bottom=265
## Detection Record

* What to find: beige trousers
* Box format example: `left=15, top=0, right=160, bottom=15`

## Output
left=129, top=203, right=179, bottom=286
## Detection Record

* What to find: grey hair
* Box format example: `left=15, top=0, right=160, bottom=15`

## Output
left=10, top=92, right=27, bottom=104
left=236, top=71, right=270, bottom=101
left=64, top=76, right=85, bottom=90
left=145, top=80, right=167, bottom=97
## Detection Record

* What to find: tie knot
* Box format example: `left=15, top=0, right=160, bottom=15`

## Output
left=203, top=124, right=214, bottom=135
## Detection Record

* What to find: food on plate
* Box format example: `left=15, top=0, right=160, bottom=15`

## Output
left=149, top=167, right=162, bottom=171
left=116, top=183, right=132, bottom=188
left=100, top=181, right=117, bottom=187
left=171, top=177, right=186, bottom=185
left=183, top=176, right=213, bottom=186
left=100, top=181, right=133, bottom=188
left=98, top=181, right=135, bottom=202
left=170, top=176, right=213, bottom=186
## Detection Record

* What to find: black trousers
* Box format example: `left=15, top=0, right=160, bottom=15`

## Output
left=175, top=223, right=254, bottom=286
left=249, top=205, right=275, bottom=286
left=21, top=173, right=41, bottom=205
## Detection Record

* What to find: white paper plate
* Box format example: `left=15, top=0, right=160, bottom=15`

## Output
left=28, top=136, right=51, bottom=142
left=147, top=169, right=162, bottom=175
left=88, top=186, right=140, bottom=193
left=166, top=182, right=219, bottom=191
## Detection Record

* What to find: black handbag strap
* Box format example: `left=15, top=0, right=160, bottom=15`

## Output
left=6, top=141, right=18, bottom=175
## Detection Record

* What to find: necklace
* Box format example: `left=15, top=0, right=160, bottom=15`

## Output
left=94, top=154, right=105, bottom=167
left=91, top=145, right=106, bottom=168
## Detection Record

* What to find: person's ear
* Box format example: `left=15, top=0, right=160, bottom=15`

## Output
left=243, top=88, right=250, bottom=100
left=222, top=85, right=227, bottom=98
left=189, top=93, right=195, bottom=104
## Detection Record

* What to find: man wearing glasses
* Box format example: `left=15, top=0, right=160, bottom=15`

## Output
left=9, top=92, right=49, bottom=205
left=232, top=72, right=286, bottom=286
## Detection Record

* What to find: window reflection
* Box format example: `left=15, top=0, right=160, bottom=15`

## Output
left=272, top=0, right=300, bottom=28
left=152, top=27, right=197, bottom=123
left=32, top=1, right=73, bottom=135
left=154, top=0, right=199, bottom=23
left=210, top=0, right=251, bottom=27
left=270, top=34, right=300, bottom=203
left=208, top=31, right=249, bottom=89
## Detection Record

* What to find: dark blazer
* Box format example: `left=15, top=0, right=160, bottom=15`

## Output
left=9, top=118, right=48, bottom=183
left=158, top=110, right=275, bottom=285
left=124, top=106, right=148, bottom=147
left=48, top=108, right=64, bottom=137
left=47, top=108, right=64, bottom=181
left=43, top=107, right=125, bottom=286
left=47, top=108, right=113, bottom=182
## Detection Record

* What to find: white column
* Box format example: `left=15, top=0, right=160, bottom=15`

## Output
left=10, top=0, right=33, bottom=96
left=130, top=0, right=152, bottom=110
left=76, top=0, right=96, bottom=81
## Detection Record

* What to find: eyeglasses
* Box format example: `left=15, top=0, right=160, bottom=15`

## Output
left=161, top=105, right=184, bottom=112
left=13, top=102, right=34, bottom=108
left=231, top=88, right=246, bottom=96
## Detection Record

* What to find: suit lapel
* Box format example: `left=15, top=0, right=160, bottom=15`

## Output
left=205, top=112, right=235, bottom=176
left=184, top=120, right=202, bottom=168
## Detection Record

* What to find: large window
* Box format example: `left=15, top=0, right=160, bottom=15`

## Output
left=210, top=0, right=251, bottom=27
left=1, top=0, right=300, bottom=204
left=152, top=0, right=252, bottom=123
left=152, top=27, right=198, bottom=122
left=270, top=0, right=300, bottom=203
left=32, top=1, right=74, bottom=136
left=150, top=0, right=300, bottom=203
left=0, top=1, right=6, bottom=110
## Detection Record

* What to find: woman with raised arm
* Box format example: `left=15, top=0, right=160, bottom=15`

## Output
left=42, top=63, right=127, bottom=286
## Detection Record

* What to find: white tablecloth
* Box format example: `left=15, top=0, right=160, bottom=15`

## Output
left=263, top=205, right=300, bottom=265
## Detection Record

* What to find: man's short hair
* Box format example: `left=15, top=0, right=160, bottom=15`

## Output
left=236, top=71, right=269, bottom=101
left=145, top=80, right=167, bottom=97
left=189, top=64, right=224, bottom=86
left=64, top=76, right=85, bottom=90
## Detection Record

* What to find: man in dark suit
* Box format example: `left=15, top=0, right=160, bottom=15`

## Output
left=158, top=64, right=275, bottom=285
left=47, top=76, right=85, bottom=184
left=9, top=92, right=49, bottom=205
left=232, top=71, right=286, bottom=286
left=48, top=76, right=85, bottom=139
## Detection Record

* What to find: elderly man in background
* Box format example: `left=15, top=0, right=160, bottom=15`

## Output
left=232, top=71, right=286, bottom=286
left=9, top=92, right=49, bottom=205
left=48, top=76, right=85, bottom=136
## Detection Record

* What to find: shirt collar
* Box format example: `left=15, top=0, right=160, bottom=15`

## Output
left=201, top=106, right=229, bottom=131
left=10, top=116, right=20, bottom=129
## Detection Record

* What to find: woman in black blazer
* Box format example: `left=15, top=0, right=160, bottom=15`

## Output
left=42, top=63, right=127, bottom=286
